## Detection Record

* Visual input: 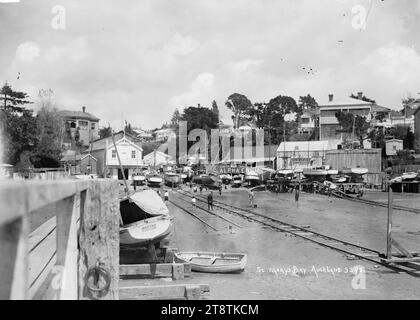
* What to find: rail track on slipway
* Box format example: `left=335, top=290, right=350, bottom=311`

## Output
left=332, top=189, right=420, bottom=214
left=172, top=189, right=420, bottom=276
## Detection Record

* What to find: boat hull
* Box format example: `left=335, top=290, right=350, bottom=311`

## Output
left=120, top=216, right=172, bottom=248
left=175, top=252, right=247, bottom=273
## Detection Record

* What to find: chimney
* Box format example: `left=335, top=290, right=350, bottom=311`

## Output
left=82, top=106, right=86, bottom=113
left=357, top=92, right=363, bottom=100
left=328, top=94, right=333, bottom=102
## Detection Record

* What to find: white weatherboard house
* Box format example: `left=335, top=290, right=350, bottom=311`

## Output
left=106, top=137, right=143, bottom=179
left=385, top=139, right=403, bottom=156
left=277, top=140, right=341, bottom=170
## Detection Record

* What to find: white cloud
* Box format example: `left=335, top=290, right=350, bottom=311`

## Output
left=14, top=41, right=40, bottom=64
left=170, top=73, right=215, bottom=107
left=362, top=43, right=420, bottom=84
left=162, top=33, right=198, bottom=56
left=228, top=59, right=264, bottom=73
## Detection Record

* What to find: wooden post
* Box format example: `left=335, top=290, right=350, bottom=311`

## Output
left=78, top=180, right=120, bottom=300
left=386, top=186, right=393, bottom=260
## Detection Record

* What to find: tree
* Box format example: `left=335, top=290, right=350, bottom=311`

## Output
left=181, top=105, right=219, bottom=133
left=335, top=111, right=370, bottom=148
left=211, top=100, right=219, bottom=123
left=170, top=108, right=181, bottom=128
left=246, top=95, right=300, bottom=144
left=1, top=82, right=33, bottom=112
left=31, top=89, right=65, bottom=168
left=404, top=127, right=415, bottom=150
left=350, top=93, right=376, bottom=104
left=1, top=108, right=37, bottom=165
left=98, top=126, right=112, bottom=139
left=298, top=94, right=318, bottom=110
left=124, top=121, right=137, bottom=136
left=225, top=93, right=253, bottom=129
left=0, top=84, right=37, bottom=165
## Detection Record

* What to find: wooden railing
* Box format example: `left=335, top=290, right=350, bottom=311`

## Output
left=0, top=179, right=120, bottom=300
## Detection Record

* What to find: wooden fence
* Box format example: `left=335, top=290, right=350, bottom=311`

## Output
left=0, top=179, right=120, bottom=300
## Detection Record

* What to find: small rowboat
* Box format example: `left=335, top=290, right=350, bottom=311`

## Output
left=120, top=215, right=173, bottom=248
left=174, top=252, right=247, bottom=273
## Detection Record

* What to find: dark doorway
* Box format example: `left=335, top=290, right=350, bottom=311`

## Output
left=118, top=168, right=129, bottom=180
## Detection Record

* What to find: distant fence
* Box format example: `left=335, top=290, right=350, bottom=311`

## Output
left=13, top=170, right=70, bottom=180
left=0, top=179, right=120, bottom=300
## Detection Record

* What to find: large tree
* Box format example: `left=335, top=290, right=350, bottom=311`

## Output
left=211, top=100, right=219, bottom=124
left=31, top=89, right=65, bottom=167
left=298, top=94, right=318, bottom=110
left=170, top=108, right=181, bottom=128
left=225, top=93, right=253, bottom=129
left=181, top=105, right=219, bottom=133
left=1, top=82, right=33, bottom=112
left=98, top=126, right=112, bottom=139
left=350, top=93, right=376, bottom=104
left=0, top=84, right=37, bottom=165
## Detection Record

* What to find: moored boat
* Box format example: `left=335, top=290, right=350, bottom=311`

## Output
left=164, top=171, right=181, bottom=187
left=174, top=251, right=247, bottom=273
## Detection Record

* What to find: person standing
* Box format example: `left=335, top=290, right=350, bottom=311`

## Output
left=208, top=192, right=214, bottom=210
left=295, top=186, right=300, bottom=208
left=219, top=186, right=222, bottom=196
left=249, top=190, right=255, bottom=207
left=192, top=196, right=196, bottom=207
left=164, top=190, right=169, bottom=202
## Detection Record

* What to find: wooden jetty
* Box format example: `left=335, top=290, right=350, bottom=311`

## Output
left=0, top=179, right=209, bottom=300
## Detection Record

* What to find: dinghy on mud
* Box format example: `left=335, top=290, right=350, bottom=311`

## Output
left=174, top=251, right=247, bottom=273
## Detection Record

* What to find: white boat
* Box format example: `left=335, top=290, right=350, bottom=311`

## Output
left=327, top=169, right=339, bottom=175
left=133, top=175, right=146, bottom=181
left=244, top=171, right=260, bottom=181
left=351, top=168, right=368, bottom=175
left=401, top=172, right=418, bottom=180
left=129, top=190, right=169, bottom=216
left=174, top=252, right=247, bottom=273
left=120, top=215, right=173, bottom=248
left=303, top=168, right=328, bottom=176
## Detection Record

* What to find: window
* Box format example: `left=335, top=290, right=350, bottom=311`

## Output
left=112, top=149, right=116, bottom=158
left=91, top=122, right=95, bottom=130
left=131, top=150, right=136, bottom=159
left=79, top=120, right=88, bottom=130
left=294, top=146, right=299, bottom=151
left=70, top=121, right=76, bottom=128
left=313, top=151, right=320, bottom=157
left=393, top=145, right=397, bottom=151
left=301, top=118, right=310, bottom=124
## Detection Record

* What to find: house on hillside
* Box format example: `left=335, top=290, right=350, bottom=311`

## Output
left=297, top=108, right=320, bottom=135
left=319, top=93, right=374, bottom=141
left=87, top=132, right=143, bottom=179
left=58, top=106, right=100, bottom=147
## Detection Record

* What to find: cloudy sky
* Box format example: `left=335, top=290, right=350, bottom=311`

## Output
left=1, top=0, right=420, bottom=130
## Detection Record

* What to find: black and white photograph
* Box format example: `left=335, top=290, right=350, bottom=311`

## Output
left=0, top=0, right=420, bottom=306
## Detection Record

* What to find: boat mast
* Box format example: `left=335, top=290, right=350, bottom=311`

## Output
left=111, top=129, right=129, bottom=196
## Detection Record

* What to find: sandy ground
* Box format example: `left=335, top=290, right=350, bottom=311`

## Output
left=121, top=186, right=420, bottom=299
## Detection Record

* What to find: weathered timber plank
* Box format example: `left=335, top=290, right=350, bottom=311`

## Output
left=78, top=180, right=120, bottom=300
left=119, top=284, right=210, bottom=300
left=0, top=217, right=29, bottom=300
left=0, top=180, right=89, bottom=226
left=120, top=263, right=191, bottom=279
left=56, top=194, right=79, bottom=299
